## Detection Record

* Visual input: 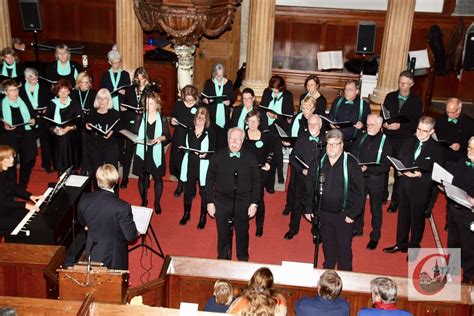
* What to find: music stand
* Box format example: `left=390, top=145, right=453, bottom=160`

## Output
left=128, top=214, right=165, bottom=259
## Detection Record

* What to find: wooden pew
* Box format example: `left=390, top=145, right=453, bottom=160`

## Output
left=128, top=256, right=473, bottom=316
left=0, top=243, right=66, bottom=299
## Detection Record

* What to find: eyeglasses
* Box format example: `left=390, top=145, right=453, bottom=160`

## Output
left=416, top=128, right=432, bottom=134
left=399, top=81, right=412, bottom=86
left=327, top=142, right=342, bottom=147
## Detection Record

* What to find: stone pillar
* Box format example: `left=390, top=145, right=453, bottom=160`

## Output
left=370, top=0, right=416, bottom=104
left=241, top=0, right=276, bottom=97
left=116, top=0, right=143, bottom=74
left=175, top=45, right=196, bottom=91
left=0, top=0, right=12, bottom=50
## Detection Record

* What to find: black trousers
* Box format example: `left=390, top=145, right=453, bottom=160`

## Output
left=320, top=210, right=354, bottom=271
left=283, top=165, right=296, bottom=213
left=255, top=170, right=266, bottom=230
left=385, top=137, right=405, bottom=206
left=215, top=197, right=250, bottom=261
left=288, top=170, right=306, bottom=234
left=265, top=132, right=283, bottom=190
left=396, top=185, right=429, bottom=249
left=38, top=120, right=54, bottom=170
left=447, top=203, right=474, bottom=283
left=354, top=174, right=384, bottom=241
left=184, top=181, right=207, bottom=209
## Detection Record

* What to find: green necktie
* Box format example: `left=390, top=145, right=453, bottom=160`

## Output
left=398, top=94, right=408, bottom=102
left=309, top=136, right=319, bottom=142
left=414, top=141, right=423, bottom=160
left=345, top=100, right=354, bottom=105
left=466, top=161, right=474, bottom=168
left=229, top=152, right=240, bottom=158
left=448, top=118, right=458, bottom=124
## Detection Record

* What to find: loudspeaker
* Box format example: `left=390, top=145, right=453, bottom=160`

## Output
left=19, top=0, right=43, bottom=31
left=356, top=21, right=376, bottom=54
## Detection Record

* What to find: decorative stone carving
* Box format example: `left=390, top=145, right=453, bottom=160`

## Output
left=175, top=45, right=196, bottom=91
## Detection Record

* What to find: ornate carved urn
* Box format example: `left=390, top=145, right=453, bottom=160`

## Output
left=133, top=0, right=241, bottom=88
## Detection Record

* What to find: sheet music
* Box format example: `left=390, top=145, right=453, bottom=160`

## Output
left=444, top=182, right=473, bottom=210
left=132, top=206, right=153, bottom=235
left=179, top=302, right=199, bottom=316
left=275, top=123, right=289, bottom=138
left=387, top=156, right=419, bottom=172
left=65, top=175, right=89, bottom=187
left=431, top=162, right=453, bottom=184
left=281, top=261, right=315, bottom=287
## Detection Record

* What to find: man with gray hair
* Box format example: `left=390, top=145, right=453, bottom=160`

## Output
left=351, top=114, right=393, bottom=250
left=304, top=129, right=364, bottom=271
left=78, top=164, right=138, bottom=270
left=358, top=277, right=411, bottom=315
left=206, top=127, right=260, bottom=261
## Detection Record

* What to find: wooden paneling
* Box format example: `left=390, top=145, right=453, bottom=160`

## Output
left=145, top=60, right=178, bottom=117
left=274, top=5, right=474, bottom=103
left=8, top=0, right=115, bottom=45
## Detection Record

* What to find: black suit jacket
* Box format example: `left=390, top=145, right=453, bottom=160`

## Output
left=78, top=190, right=137, bottom=270
left=383, top=90, right=423, bottom=139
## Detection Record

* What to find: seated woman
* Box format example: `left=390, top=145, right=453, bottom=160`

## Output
left=358, top=277, right=411, bottom=315
left=0, top=145, right=40, bottom=237
left=227, top=267, right=287, bottom=315
left=204, top=280, right=234, bottom=313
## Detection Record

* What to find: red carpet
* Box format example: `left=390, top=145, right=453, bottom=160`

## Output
left=25, top=157, right=448, bottom=288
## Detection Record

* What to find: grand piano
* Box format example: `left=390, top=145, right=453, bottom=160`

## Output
left=5, top=175, right=90, bottom=247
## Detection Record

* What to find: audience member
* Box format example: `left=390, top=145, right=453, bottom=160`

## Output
left=204, top=280, right=234, bottom=313
left=358, top=277, right=412, bottom=315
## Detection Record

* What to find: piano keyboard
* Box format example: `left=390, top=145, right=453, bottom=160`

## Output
left=10, top=187, right=54, bottom=236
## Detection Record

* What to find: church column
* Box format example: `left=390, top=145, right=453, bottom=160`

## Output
left=370, top=0, right=416, bottom=104
left=116, top=0, right=143, bottom=74
left=241, top=0, right=275, bottom=97
left=0, top=0, right=12, bottom=49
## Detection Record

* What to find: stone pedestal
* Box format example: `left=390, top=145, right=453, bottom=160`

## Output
left=175, top=45, right=196, bottom=92
left=370, top=0, right=416, bottom=104
left=116, top=0, right=143, bottom=74
left=241, top=0, right=276, bottom=97
left=0, top=0, right=12, bottom=50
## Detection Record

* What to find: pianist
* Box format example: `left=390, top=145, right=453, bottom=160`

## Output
left=78, top=164, right=138, bottom=270
left=0, top=145, right=40, bottom=236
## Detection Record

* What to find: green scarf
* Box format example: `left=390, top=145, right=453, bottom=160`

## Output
left=109, top=68, right=122, bottom=111
left=57, top=60, right=78, bottom=80
left=136, top=113, right=162, bottom=168
left=24, top=82, right=40, bottom=109
left=267, top=92, right=283, bottom=125
left=213, top=79, right=226, bottom=128
left=291, top=112, right=303, bottom=137
left=2, top=97, right=32, bottom=130
left=238, top=106, right=252, bottom=130
left=180, top=131, right=210, bottom=185
left=52, top=97, right=71, bottom=123
left=2, top=61, right=17, bottom=78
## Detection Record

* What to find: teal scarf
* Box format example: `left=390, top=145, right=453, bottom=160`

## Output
left=2, top=61, right=17, bottom=78
left=78, top=90, right=90, bottom=110
left=2, top=97, right=32, bottom=130
left=136, top=113, right=162, bottom=168
left=291, top=112, right=303, bottom=137
left=213, top=79, right=226, bottom=128
left=180, top=131, right=210, bottom=185
left=57, top=61, right=78, bottom=79
left=238, top=106, right=252, bottom=130
left=52, top=97, right=71, bottom=123
left=24, top=82, right=40, bottom=109
left=109, top=68, right=122, bottom=111
left=267, top=92, right=283, bottom=125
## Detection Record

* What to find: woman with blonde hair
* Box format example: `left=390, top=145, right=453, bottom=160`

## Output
left=131, top=92, right=170, bottom=214
left=227, top=267, right=287, bottom=315
left=84, top=88, right=121, bottom=183
left=0, top=145, right=41, bottom=236
left=45, top=44, right=80, bottom=86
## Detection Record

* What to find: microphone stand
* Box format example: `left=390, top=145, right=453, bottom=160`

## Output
left=313, top=173, right=325, bottom=268
left=228, top=169, right=238, bottom=260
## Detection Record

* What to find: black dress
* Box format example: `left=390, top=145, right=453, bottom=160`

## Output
left=100, top=69, right=131, bottom=112
left=44, top=98, right=83, bottom=173
left=45, top=61, right=80, bottom=87
left=202, top=78, right=236, bottom=149
left=169, top=101, right=198, bottom=177
left=0, top=168, right=31, bottom=236
left=85, top=108, right=121, bottom=174
left=0, top=61, right=25, bottom=85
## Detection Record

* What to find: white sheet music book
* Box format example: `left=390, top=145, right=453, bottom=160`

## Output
left=444, top=182, right=473, bottom=210
left=65, top=175, right=89, bottom=187
left=409, top=49, right=430, bottom=69
left=431, top=162, right=453, bottom=184
left=281, top=261, right=314, bottom=287
left=131, top=206, right=153, bottom=235
left=317, top=51, right=344, bottom=70
left=179, top=302, right=199, bottom=316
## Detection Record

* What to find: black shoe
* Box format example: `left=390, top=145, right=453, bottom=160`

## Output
left=353, top=230, right=363, bottom=237
left=256, top=227, right=263, bottom=237
left=120, top=177, right=128, bottom=189
left=284, top=231, right=295, bottom=240
left=44, top=167, right=53, bottom=174
left=266, top=187, right=275, bottom=194
left=387, top=204, right=398, bottom=213
left=282, top=208, right=290, bottom=216
left=141, top=200, right=148, bottom=207
left=179, top=212, right=190, bottom=225
left=366, top=240, right=378, bottom=250
left=154, top=204, right=162, bottom=215
left=383, top=245, right=408, bottom=254
left=424, top=210, right=432, bottom=218
left=197, top=214, right=207, bottom=229
left=278, top=176, right=285, bottom=184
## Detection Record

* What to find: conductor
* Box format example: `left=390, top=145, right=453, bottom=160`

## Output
left=206, top=127, right=260, bottom=261
left=78, top=164, right=138, bottom=270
